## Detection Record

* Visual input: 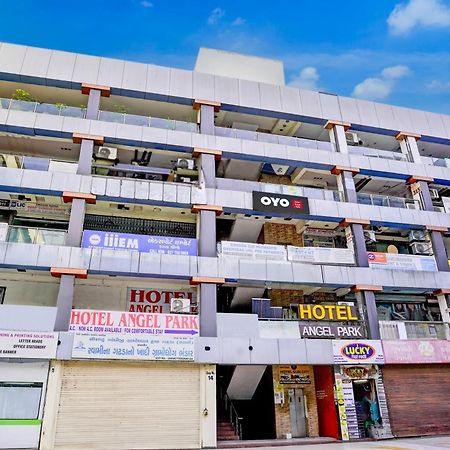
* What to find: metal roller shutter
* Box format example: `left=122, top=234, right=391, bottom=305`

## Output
left=382, top=364, right=450, bottom=437
left=53, top=361, right=200, bottom=449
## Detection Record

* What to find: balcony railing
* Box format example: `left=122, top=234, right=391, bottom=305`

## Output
left=348, top=145, right=410, bottom=162
left=0, top=98, right=198, bottom=133
left=6, top=225, right=67, bottom=246
left=357, top=193, right=420, bottom=210
left=379, top=320, right=450, bottom=340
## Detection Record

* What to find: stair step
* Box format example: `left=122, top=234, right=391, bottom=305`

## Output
left=218, top=435, right=239, bottom=441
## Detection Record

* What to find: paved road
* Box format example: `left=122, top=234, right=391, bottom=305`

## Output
left=231, top=436, right=450, bottom=450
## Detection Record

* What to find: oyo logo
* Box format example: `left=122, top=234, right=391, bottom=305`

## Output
left=260, top=196, right=290, bottom=208
left=88, top=234, right=101, bottom=246
left=341, top=342, right=375, bottom=360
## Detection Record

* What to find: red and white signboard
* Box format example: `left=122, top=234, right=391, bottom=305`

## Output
left=126, top=287, right=196, bottom=313
left=69, top=309, right=199, bottom=336
left=382, top=340, right=450, bottom=364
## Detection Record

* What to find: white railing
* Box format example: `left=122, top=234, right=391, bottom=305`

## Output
left=380, top=321, right=450, bottom=340
left=6, top=225, right=67, bottom=246
left=357, top=193, right=420, bottom=210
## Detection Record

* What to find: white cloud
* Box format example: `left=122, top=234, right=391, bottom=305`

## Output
left=232, top=17, right=246, bottom=26
left=140, top=0, right=153, bottom=7
left=426, top=79, right=450, bottom=91
left=388, top=0, right=450, bottom=35
left=352, top=65, right=411, bottom=100
left=288, top=67, right=320, bottom=90
left=207, top=7, right=225, bottom=25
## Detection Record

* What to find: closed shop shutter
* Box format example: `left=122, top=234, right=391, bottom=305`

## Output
left=53, top=361, right=200, bottom=449
left=382, top=364, right=450, bottom=437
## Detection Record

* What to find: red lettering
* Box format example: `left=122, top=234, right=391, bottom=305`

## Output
left=70, top=310, right=81, bottom=325
left=129, top=289, right=146, bottom=303
left=145, top=291, right=161, bottom=304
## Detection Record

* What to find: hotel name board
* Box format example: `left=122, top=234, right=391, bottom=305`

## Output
left=298, top=304, right=358, bottom=321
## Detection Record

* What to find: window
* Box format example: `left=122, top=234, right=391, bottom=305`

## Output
left=0, top=383, right=43, bottom=419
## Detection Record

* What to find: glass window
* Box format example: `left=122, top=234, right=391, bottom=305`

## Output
left=0, top=383, right=43, bottom=419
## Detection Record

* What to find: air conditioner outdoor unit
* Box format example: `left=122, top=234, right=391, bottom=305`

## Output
left=345, top=132, right=363, bottom=146
left=94, top=146, right=117, bottom=160
left=410, top=242, right=432, bottom=255
left=170, top=298, right=191, bottom=314
left=406, top=203, right=418, bottom=210
left=429, top=188, right=440, bottom=199
left=363, top=230, right=377, bottom=243
left=434, top=206, right=446, bottom=213
left=176, top=158, right=195, bottom=170
left=408, top=230, right=426, bottom=242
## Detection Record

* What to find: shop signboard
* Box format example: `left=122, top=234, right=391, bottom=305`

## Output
left=367, top=252, right=437, bottom=272
left=298, top=304, right=358, bottom=321
left=81, top=230, right=197, bottom=256
left=71, top=332, right=195, bottom=361
left=287, top=246, right=355, bottom=265
left=382, top=339, right=450, bottom=364
left=332, top=340, right=385, bottom=364
left=252, top=191, right=310, bottom=216
left=342, top=366, right=370, bottom=379
left=126, top=287, right=196, bottom=313
left=69, top=309, right=199, bottom=336
left=334, top=374, right=350, bottom=441
left=0, top=330, right=58, bottom=359
left=299, top=323, right=364, bottom=339
left=218, top=241, right=287, bottom=260
left=278, top=365, right=311, bottom=384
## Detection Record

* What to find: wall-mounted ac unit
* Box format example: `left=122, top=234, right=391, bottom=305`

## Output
left=170, top=298, right=191, bottom=314
left=406, top=203, right=418, bottom=210
left=363, top=230, right=377, bottom=243
left=176, top=158, right=195, bottom=170
left=271, top=164, right=289, bottom=175
left=410, top=242, right=432, bottom=255
left=408, top=230, right=426, bottom=242
left=434, top=206, right=445, bottom=213
left=429, top=188, right=440, bottom=199
left=94, top=146, right=117, bottom=160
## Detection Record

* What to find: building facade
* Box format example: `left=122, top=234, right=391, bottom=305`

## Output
left=0, top=42, right=449, bottom=449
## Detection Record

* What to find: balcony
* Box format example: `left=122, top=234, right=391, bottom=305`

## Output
left=0, top=98, right=198, bottom=133
left=348, top=145, right=410, bottom=162
left=5, top=225, right=66, bottom=246
left=380, top=320, right=450, bottom=340
left=357, top=193, right=420, bottom=210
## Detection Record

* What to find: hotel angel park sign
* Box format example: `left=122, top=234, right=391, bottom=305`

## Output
left=297, top=304, right=359, bottom=321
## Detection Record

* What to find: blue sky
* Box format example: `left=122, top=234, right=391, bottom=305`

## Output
left=1, top=0, right=450, bottom=114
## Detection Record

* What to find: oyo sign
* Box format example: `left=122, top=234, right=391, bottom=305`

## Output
left=252, top=191, right=310, bottom=216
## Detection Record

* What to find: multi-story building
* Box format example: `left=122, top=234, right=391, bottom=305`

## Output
left=0, top=42, right=449, bottom=450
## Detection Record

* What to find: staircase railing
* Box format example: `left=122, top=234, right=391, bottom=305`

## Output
left=224, top=393, right=243, bottom=440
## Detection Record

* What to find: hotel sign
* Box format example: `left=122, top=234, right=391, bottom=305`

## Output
left=299, top=323, right=364, bottom=339
left=298, top=304, right=358, bottom=321
left=252, top=192, right=310, bottom=215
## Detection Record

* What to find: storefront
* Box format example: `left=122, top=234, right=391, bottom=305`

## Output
left=382, top=340, right=450, bottom=437
left=41, top=310, right=215, bottom=450
left=332, top=340, right=392, bottom=440
left=0, top=330, right=58, bottom=449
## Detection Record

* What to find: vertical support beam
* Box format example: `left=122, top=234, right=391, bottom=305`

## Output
left=325, top=120, right=351, bottom=153
left=199, top=104, right=216, bottom=135
left=354, top=289, right=381, bottom=340
left=333, top=169, right=358, bottom=203
left=351, top=223, right=369, bottom=267
left=395, top=132, right=422, bottom=163
left=85, top=89, right=101, bottom=120
left=77, top=139, right=95, bottom=176
left=53, top=275, right=75, bottom=331
left=198, top=153, right=217, bottom=189
left=198, top=209, right=217, bottom=258
left=408, top=177, right=434, bottom=211
left=430, top=230, right=450, bottom=272
left=199, top=283, right=218, bottom=337
left=65, top=198, right=87, bottom=247
left=200, top=364, right=217, bottom=447
left=437, top=294, right=450, bottom=324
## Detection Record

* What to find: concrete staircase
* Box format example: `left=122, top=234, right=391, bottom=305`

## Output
left=217, top=419, right=239, bottom=441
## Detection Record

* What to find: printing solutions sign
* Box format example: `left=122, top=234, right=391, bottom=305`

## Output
left=333, top=340, right=385, bottom=365
left=69, top=309, right=198, bottom=336
left=127, top=287, right=196, bottom=313
left=72, top=333, right=195, bottom=361
left=367, top=252, right=437, bottom=272
left=82, top=230, right=197, bottom=256
left=252, top=191, right=310, bottom=216
left=0, top=330, right=58, bottom=359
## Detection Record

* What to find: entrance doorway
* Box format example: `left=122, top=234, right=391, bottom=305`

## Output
left=352, top=379, right=381, bottom=438
left=288, top=388, right=307, bottom=438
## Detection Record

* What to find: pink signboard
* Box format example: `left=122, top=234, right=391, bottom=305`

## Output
left=382, top=340, right=450, bottom=364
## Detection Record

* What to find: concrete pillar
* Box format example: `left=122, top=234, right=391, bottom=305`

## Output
left=336, top=170, right=358, bottom=203
left=198, top=210, right=217, bottom=257
left=396, top=132, right=422, bottom=163
left=54, top=275, right=75, bottom=331
left=436, top=294, right=450, bottom=323
left=77, top=139, right=94, bottom=176
left=355, top=290, right=380, bottom=340
left=409, top=179, right=434, bottom=211
left=326, top=121, right=349, bottom=154
left=86, top=89, right=101, bottom=120
left=198, top=153, right=216, bottom=189
left=199, top=104, right=215, bottom=135
left=66, top=198, right=86, bottom=247
left=199, top=283, right=218, bottom=337
left=350, top=223, right=369, bottom=267
left=430, top=230, right=450, bottom=272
